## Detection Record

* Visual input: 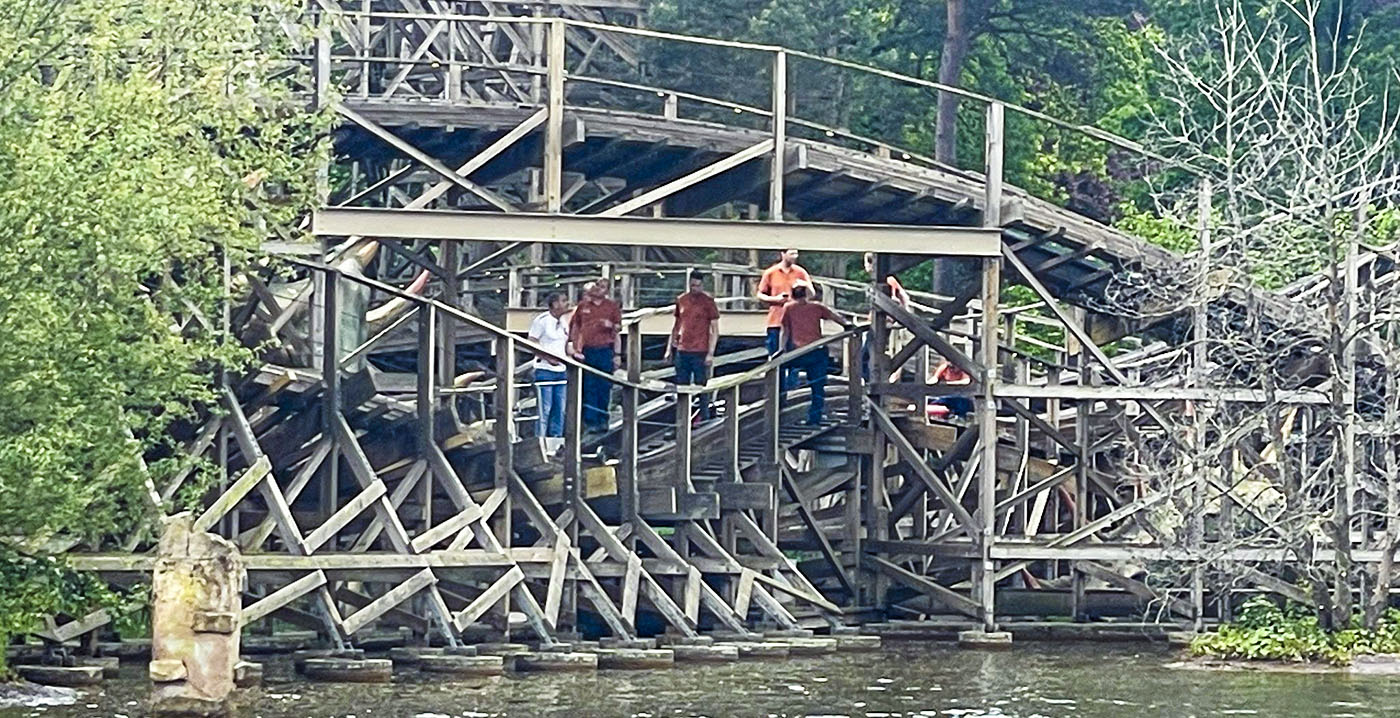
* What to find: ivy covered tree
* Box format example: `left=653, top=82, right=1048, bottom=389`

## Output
left=0, top=0, right=327, bottom=655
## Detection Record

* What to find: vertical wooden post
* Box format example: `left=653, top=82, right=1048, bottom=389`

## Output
left=493, top=334, right=514, bottom=640
left=544, top=19, right=565, bottom=213
left=619, top=323, right=641, bottom=522
left=439, top=243, right=460, bottom=386
left=314, top=15, right=331, bottom=110
left=357, top=0, right=370, bottom=99
left=976, top=102, right=1004, bottom=633
left=418, top=306, right=438, bottom=535
left=769, top=50, right=787, bottom=221
left=846, top=333, right=863, bottom=426
left=562, top=363, right=583, bottom=631
left=723, top=384, right=742, bottom=482
left=676, top=390, right=693, bottom=490
left=763, top=368, right=782, bottom=541
left=868, top=253, right=892, bottom=609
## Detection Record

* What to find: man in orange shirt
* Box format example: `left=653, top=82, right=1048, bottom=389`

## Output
left=665, top=273, right=721, bottom=421
left=567, top=278, right=623, bottom=433
left=778, top=282, right=853, bottom=425
left=757, top=248, right=810, bottom=388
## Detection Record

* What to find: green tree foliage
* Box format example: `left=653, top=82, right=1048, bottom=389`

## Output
left=0, top=0, right=327, bottom=653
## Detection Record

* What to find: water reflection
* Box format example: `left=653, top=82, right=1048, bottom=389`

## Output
left=10, top=641, right=1400, bottom=718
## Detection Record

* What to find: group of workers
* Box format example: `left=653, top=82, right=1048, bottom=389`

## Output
left=527, top=249, right=969, bottom=453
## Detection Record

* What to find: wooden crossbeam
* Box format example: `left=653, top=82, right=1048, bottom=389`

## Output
left=242, top=571, right=328, bottom=625
left=870, top=401, right=981, bottom=533
left=453, top=566, right=525, bottom=631
left=341, top=568, right=437, bottom=635
left=302, top=481, right=388, bottom=553
left=194, top=455, right=270, bottom=533
left=868, top=555, right=979, bottom=618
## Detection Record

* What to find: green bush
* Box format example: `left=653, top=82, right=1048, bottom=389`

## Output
left=1190, top=597, right=1400, bottom=665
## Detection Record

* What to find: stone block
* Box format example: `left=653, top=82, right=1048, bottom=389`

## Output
left=763, top=628, right=814, bottom=638
left=657, top=635, right=714, bottom=646
left=148, top=659, right=187, bottom=683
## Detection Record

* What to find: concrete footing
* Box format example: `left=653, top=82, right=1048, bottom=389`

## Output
left=733, top=642, right=790, bottom=659
left=763, top=628, right=815, bottom=638
left=671, top=644, right=739, bottom=663
left=599, top=637, right=658, bottom=649
left=957, top=630, right=1014, bottom=649
left=783, top=638, right=838, bottom=656
left=292, top=648, right=365, bottom=673
left=14, top=665, right=103, bottom=687
left=593, top=648, right=675, bottom=670
left=475, top=642, right=531, bottom=656
left=302, top=658, right=393, bottom=683
left=658, top=635, right=714, bottom=646
left=419, top=654, right=505, bottom=677
left=507, top=652, right=598, bottom=672
left=387, top=647, right=444, bottom=665
left=76, top=656, right=121, bottom=679
left=834, top=635, right=881, bottom=651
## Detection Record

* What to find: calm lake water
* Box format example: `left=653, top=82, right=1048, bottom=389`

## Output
left=12, top=641, right=1400, bottom=718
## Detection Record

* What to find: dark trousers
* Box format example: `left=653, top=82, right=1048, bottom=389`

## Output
left=582, top=346, right=614, bottom=430
left=674, top=350, right=711, bottom=420
left=789, top=349, right=828, bottom=425
left=767, top=326, right=796, bottom=390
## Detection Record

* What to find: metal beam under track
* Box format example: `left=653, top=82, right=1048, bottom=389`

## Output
left=313, top=208, right=1002, bottom=257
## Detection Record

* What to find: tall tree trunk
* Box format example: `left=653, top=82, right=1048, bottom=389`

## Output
left=935, top=0, right=970, bottom=165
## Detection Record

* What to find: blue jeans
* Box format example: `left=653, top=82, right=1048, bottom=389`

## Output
left=674, top=351, right=711, bottom=420
left=767, top=327, right=796, bottom=390
left=581, top=346, right=614, bottom=431
left=535, top=369, right=566, bottom=438
left=789, top=349, right=828, bottom=425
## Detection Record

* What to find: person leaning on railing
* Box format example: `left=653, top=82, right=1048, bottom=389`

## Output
left=778, top=281, right=854, bottom=426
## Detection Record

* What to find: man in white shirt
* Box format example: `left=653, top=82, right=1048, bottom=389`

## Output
left=528, top=292, right=570, bottom=455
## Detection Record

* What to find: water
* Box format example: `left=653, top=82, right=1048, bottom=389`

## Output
left=14, top=642, right=1400, bottom=718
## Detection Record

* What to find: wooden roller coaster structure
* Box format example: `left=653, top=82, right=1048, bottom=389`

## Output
left=46, top=1, right=1384, bottom=649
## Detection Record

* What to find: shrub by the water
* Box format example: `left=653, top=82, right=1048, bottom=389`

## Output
left=1191, top=597, right=1400, bottom=665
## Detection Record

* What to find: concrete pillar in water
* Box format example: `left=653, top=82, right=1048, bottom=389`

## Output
left=149, top=512, right=245, bottom=717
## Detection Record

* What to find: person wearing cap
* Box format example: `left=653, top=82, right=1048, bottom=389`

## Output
left=778, top=281, right=853, bottom=425
left=567, top=277, right=623, bottom=433
left=665, top=273, right=721, bottom=422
